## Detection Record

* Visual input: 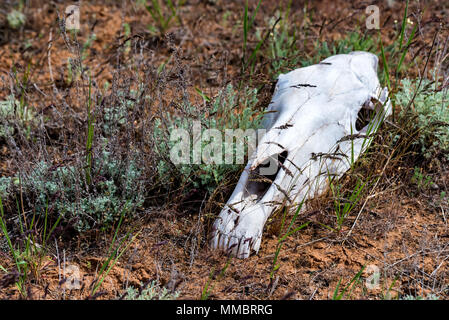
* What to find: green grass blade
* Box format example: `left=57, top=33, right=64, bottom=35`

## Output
left=92, top=231, right=137, bottom=295
left=97, top=205, right=127, bottom=277
left=201, top=267, right=215, bottom=300
left=398, top=0, right=409, bottom=51
left=283, top=221, right=310, bottom=239
left=249, top=0, right=262, bottom=31
left=379, top=37, right=391, bottom=91
left=45, top=212, right=63, bottom=244
left=42, top=197, right=49, bottom=246
left=243, top=0, right=248, bottom=55
left=85, top=77, right=94, bottom=185
left=0, top=198, right=20, bottom=272
left=333, top=265, right=366, bottom=300
left=397, top=23, right=417, bottom=74
left=195, top=87, right=211, bottom=102
left=333, top=278, right=342, bottom=300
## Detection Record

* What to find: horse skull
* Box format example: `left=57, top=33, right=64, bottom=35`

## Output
left=210, top=51, right=392, bottom=258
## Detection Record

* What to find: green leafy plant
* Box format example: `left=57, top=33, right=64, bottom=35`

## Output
left=144, top=0, right=183, bottom=35
left=0, top=177, right=13, bottom=199
left=411, top=167, right=433, bottom=191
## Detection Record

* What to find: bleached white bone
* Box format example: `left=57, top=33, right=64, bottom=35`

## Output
left=210, top=51, right=392, bottom=258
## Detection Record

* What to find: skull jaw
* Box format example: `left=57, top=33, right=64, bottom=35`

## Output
left=209, top=118, right=384, bottom=259
left=210, top=202, right=270, bottom=259
left=209, top=120, right=350, bottom=258
left=210, top=147, right=305, bottom=258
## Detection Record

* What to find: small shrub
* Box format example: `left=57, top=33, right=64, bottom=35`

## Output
left=0, top=177, right=12, bottom=200
left=301, top=31, right=375, bottom=67
left=7, top=10, right=25, bottom=29
left=410, top=167, right=433, bottom=191
left=267, top=16, right=375, bottom=78
left=1, top=82, right=151, bottom=233
left=401, top=293, right=439, bottom=300
left=12, top=148, right=145, bottom=232
left=0, top=96, right=35, bottom=139
left=142, top=0, right=183, bottom=35
left=154, top=84, right=262, bottom=194
left=395, top=78, right=449, bottom=160
left=267, top=13, right=300, bottom=78
left=124, top=281, right=180, bottom=300
left=102, top=90, right=136, bottom=136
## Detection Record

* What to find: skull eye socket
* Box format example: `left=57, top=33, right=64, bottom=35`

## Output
left=245, top=151, right=288, bottom=201
left=356, top=98, right=377, bottom=131
left=355, top=108, right=373, bottom=131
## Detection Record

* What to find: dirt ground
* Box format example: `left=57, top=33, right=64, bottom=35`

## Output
left=0, top=0, right=448, bottom=300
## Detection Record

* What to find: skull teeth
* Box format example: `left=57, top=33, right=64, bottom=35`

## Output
left=210, top=230, right=261, bottom=259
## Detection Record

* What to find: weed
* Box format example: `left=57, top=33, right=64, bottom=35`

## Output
left=124, top=281, right=180, bottom=300
left=411, top=167, right=433, bottom=191
left=2, top=146, right=145, bottom=233
left=332, top=266, right=365, bottom=300
left=0, top=177, right=12, bottom=199
left=143, top=0, right=183, bottom=36
left=382, top=0, right=417, bottom=80
left=201, top=258, right=230, bottom=300
left=301, top=31, right=376, bottom=68
left=395, top=78, right=449, bottom=160
left=7, top=9, right=25, bottom=30
left=329, top=177, right=367, bottom=231
left=154, top=84, right=262, bottom=194
left=0, top=196, right=61, bottom=298
left=85, top=77, right=95, bottom=186
left=401, top=293, right=439, bottom=300
left=90, top=208, right=138, bottom=296
left=0, top=95, right=35, bottom=140
left=267, top=4, right=300, bottom=78
left=241, top=0, right=263, bottom=77
left=64, top=32, right=97, bottom=86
